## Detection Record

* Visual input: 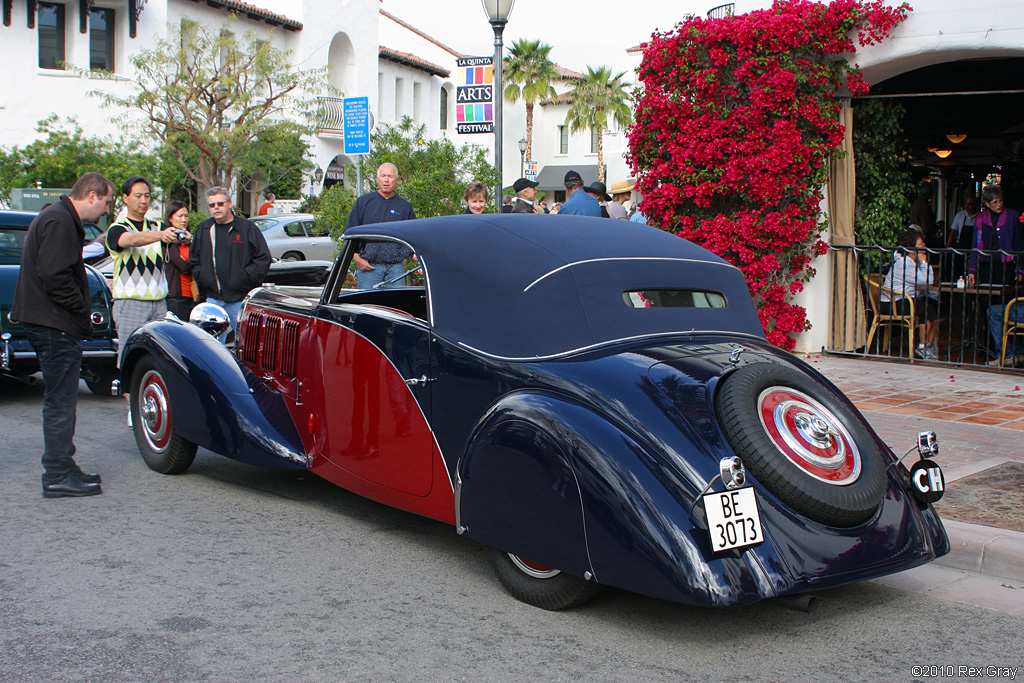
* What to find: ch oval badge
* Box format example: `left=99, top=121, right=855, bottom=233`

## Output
left=909, top=459, right=945, bottom=504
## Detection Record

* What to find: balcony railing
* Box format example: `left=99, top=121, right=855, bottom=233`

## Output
left=707, top=3, right=735, bottom=19
left=316, top=97, right=344, bottom=136
left=828, top=244, right=1024, bottom=369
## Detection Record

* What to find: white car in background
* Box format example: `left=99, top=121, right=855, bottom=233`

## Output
left=251, top=213, right=338, bottom=262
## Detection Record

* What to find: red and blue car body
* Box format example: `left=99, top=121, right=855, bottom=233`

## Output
left=121, top=214, right=949, bottom=609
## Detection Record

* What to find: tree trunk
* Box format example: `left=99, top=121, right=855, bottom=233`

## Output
left=597, top=125, right=605, bottom=183
left=525, top=102, right=534, bottom=162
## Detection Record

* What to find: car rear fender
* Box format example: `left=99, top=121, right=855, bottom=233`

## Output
left=122, top=319, right=306, bottom=470
left=456, top=390, right=775, bottom=606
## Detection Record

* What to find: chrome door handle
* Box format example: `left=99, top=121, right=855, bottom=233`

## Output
left=405, top=375, right=433, bottom=386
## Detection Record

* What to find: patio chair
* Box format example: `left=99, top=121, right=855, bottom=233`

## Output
left=998, top=296, right=1024, bottom=367
left=863, top=273, right=916, bottom=360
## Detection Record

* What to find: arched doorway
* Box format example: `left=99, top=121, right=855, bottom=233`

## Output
left=323, top=154, right=353, bottom=192
left=328, top=32, right=358, bottom=100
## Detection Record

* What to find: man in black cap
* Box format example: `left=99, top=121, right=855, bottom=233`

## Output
left=511, top=177, right=539, bottom=214
left=557, top=169, right=602, bottom=217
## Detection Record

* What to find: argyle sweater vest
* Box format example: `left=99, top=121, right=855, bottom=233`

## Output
left=108, top=217, right=169, bottom=300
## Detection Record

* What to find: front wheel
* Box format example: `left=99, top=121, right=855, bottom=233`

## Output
left=280, top=251, right=304, bottom=262
left=491, top=549, right=601, bottom=610
left=131, top=356, right=197, bottom=474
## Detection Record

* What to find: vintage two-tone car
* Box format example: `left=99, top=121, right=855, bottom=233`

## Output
left=120, top=214, right=948, bottom=610
left=1, top=209, right=119, bottom=393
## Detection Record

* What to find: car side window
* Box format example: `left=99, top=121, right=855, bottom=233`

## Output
left=284, top=222, right=305, bottom=238
left=306, top=221, right=330, bottom=237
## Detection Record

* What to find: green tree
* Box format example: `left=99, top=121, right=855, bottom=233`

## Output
left=0, top=116, right=158, bottom=206
left=564, top=66, right=633, bottom=184
left=86, top=17, right=330, bottom=195
left=852, top=99, right=915, bottom=246
left=318, top=183, right=357, bottom=245
left=357, top=117, right=499, bottom=218
left=503, top=39, right=559, bottom=162
left=236, top=122, right=312, bottom=199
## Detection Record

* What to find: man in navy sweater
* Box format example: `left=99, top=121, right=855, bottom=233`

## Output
left=346, top=162, right=417, bottom=289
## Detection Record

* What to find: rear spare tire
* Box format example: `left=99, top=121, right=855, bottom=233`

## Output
left=714, top=362, right=886, bottom=527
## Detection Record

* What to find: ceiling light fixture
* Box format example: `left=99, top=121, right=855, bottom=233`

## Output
left=946, top=133, right=967, bottom=144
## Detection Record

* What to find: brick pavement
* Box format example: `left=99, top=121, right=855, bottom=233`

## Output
left=802, top=352, right=1024, bottom=581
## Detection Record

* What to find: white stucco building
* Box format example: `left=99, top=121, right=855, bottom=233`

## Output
left=0, top=0, right=380, bottom=211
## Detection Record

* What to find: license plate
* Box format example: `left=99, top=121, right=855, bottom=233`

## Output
left=703, top=486, right=764, bottom=552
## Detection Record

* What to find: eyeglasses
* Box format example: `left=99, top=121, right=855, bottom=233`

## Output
left=208, top=201, right=226, bottom=208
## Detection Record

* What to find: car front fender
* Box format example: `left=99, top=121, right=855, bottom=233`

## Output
left=122, top=318, right=306, bottom=470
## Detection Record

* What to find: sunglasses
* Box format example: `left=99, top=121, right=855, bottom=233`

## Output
left=208, top=201, right=227, bottom=208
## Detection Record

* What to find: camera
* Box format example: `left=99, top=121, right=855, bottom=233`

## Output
left=173, top=230, right=189, bottom=242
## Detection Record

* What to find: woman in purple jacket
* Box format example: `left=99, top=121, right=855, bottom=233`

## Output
left=966, top=185, right=1023, bottom=289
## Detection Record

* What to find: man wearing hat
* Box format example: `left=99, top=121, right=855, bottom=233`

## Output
left=557, top=169, right=602, bottom=217
left=584, top=180, right=612, bottom=218
left=607, top=179, right=634, bottom=220
left=511, top=177, right=540, bottom=214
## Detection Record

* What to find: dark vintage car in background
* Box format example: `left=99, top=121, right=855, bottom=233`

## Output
left=93, top=255, right=332, bottom=290
left=0, top=210, right=119, bottom=393
left=118, top=214, right=949, bottom=611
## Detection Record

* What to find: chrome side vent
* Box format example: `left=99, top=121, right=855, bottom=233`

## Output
left=241, top=312, right=263, bottom=364
left=280, top=320, right=300, bottom=377
left=261, top=316, right=281, bottom=371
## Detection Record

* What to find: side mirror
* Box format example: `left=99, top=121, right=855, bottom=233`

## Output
left=189, top=302, right=231, bottom=339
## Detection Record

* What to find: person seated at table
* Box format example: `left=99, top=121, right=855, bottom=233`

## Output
left=881, top=230, right=940, bottom=360
left=986, top=299, right=1024, bottom=367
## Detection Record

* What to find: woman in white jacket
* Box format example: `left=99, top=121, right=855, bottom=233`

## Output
left=881, top=230, right=940, bottom=359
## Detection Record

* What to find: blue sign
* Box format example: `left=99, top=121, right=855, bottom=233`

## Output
left=343, top=97, right=370, bottom=155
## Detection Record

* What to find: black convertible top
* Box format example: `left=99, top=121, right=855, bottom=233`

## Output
left=344, top=214, right=764, bottom=358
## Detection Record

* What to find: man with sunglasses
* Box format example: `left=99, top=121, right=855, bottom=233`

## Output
left=189, top=187, right=271, bottom=338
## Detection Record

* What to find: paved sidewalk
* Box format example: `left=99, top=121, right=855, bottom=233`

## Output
left=805, top=353, right=1024, bottom=582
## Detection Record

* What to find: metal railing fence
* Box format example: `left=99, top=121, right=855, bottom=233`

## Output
left=828, top=244, right=1024, bottom=370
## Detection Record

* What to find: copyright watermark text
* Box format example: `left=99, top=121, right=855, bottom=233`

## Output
left=912, top=666, right=1020, bottom=680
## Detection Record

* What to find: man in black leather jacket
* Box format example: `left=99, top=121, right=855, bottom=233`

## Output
left=13, top=172, right=114, bottom=498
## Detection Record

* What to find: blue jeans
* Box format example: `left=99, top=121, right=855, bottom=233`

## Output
left=989, top=302, right=1024, bottom=356
left=24, top=324, right=83, bottom=485
left=207, top=298, right=242, bottom=343
left=356, top=262, right=407, bottom=289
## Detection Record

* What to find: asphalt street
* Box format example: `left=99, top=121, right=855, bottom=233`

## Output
left=2, top=379, right=1023, bottom=682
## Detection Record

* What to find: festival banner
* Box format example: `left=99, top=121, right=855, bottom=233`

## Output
left=456, top=56, right=494, bottom=134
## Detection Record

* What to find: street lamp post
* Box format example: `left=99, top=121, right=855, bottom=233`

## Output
left=518, top=137, right=527, bottom=178
left=481, top=0, right=516, bottom=211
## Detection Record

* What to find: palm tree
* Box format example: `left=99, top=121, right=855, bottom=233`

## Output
left=503, top=39, right=559, bottom=163
left=563, top=66, right=633, bottom=184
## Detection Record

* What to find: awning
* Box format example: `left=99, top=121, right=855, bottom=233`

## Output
left=534, top=164, right=606, bottom=191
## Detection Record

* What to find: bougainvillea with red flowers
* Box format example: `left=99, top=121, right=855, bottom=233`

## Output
left=628, top=0, right=909, bottom=350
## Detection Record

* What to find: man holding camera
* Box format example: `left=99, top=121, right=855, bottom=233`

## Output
left=106, top=176, right=180, bottom=425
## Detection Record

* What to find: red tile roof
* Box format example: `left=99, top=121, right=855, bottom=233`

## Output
left=380, top=9, right=464, bottom=58
left=185, top=0, right=302, bottom=31
left=556, top=65, right=584, bottom=80
left=379, top=46, right=451, bottom=78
